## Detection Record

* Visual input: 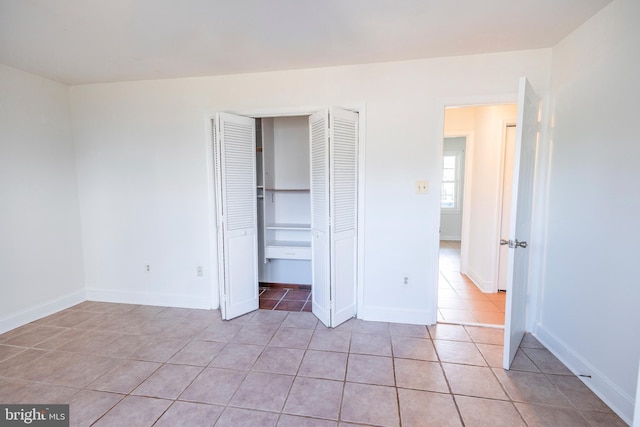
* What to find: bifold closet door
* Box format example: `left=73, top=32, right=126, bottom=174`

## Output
left=214, top=112, right=259, bottom=320
left=309, top=110, right=331, bottom=327
left=310, top=108, right=358, bottom=328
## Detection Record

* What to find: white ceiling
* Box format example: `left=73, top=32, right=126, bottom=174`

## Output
left=0, top=0, right=612, bottom=85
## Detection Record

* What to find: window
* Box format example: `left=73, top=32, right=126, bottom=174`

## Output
left=441, top=151, right=462, bottom=210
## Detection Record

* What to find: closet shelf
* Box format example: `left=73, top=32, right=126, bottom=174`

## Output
left=266, top=223, right=310, bottom=231
left=267, top=240, right=311, bottom=248
left=264, top=188, right=310, bottom=192
left=265, top=240, right=312, bottom=260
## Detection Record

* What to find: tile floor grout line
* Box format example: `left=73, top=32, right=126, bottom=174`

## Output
left=389, top=334, right=405, bottom=427
left=301, top=291, right=312, bottom=312
left=271, top=289, right=290, bottom=310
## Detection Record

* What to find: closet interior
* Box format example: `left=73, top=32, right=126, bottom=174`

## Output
left=256, top=116, right=312, bottom=300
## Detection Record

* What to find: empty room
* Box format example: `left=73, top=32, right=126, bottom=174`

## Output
left=1, top=0, right=639, bottom=426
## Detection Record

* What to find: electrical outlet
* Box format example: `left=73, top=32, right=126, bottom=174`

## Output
left=197, top=266, right=203, bottom=277
left=416, top=180, right=429, bottom=194
left=402, top=276, right=409, bottom=287
left=145, top=264, right=150, bottom=273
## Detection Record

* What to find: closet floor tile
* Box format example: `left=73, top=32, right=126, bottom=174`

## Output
left=259, top=285, right=312, bottom=312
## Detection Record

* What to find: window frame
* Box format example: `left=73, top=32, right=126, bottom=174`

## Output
left=441, top=149, right=464, bottom=213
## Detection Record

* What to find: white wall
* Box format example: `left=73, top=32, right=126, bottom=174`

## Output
left=444, top=105, right=518, bottom=292
left=69, top=49, right=551, bottom=323
left=0, top=65, right=85, bottom=332
left=535, top=0, right=640, bottom=423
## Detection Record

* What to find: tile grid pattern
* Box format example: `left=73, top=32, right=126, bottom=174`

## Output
left=0, top=303, right=625, bottom=427
left=259, top=287, right=312, bottom=312
left=439, top=240, right=506, bottom=325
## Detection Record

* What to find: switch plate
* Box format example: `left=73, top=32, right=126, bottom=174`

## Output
left=416, top=180, right=429, bottom=194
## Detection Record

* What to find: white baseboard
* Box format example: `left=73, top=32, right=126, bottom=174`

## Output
left=85, top=288, right=213, bottom=310
left=439, top=236, right=461, bottom=241
left=464, top=266, right=495, bottom=293
left=0, top=289, right=86, bottom=334
left=534, top=323, right=635, bottom=425
left=358, top=305, right=434, bottom=325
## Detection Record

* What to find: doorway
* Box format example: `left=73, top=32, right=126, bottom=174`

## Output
left=437, top=104, right=518, bottom=326
left=255, top=116, right=314, bottom=312
left=436, top=77, right=541, bottom=370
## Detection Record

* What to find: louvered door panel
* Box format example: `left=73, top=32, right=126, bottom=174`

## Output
left=329, top=108, right=358, bottom=327
left=309, top=110, right=331, bottom=327
left=331, top=117, right=357, bottom=233
left=216, top=112, right=259, bottom=320
left=311, top=117, right=329, bottom=230
left=223, top=121, right=256, bottom=230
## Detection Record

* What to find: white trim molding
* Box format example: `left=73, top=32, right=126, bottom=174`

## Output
left=0, top=289, right=86, bottom=334
left=535, top=324, right=635, bottom=425
left=358, top=305, right=433, bottom=326
left=464, top=265, right=495, bottom=293
left=86, top=288, right=213, bottom=310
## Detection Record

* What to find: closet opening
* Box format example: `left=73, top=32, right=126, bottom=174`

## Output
left=213, top=106, right=361, bottom=327
left=255, top=116, right=313, bottom=312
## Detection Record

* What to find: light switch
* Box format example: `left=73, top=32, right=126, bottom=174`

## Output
left=416, top=180, right=429, bottom=194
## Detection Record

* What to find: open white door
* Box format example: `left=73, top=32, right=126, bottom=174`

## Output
left=309, top=110, right=331, bottom=327
left=214, top=112, right=259, bottom=320
left=498, top=126, right=517, bottom=291
left=329, top=108, right=358, bottom=326
left=309, top=108, right=358, bottom=328
left=503, top=77, right=541, bottom=369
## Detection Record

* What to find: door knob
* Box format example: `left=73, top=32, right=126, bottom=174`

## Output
left=515, top=240, right=528, bottom=248
left=500, top=239, right=514, bottom=248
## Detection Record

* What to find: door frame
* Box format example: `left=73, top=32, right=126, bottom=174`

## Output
left=204, top=104, right=367, bottom=318
left=435, top=84, right=546, bottom=334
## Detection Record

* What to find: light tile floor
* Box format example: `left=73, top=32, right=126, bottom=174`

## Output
left=439, top=240, right=506, bottom=325
left=0, top=303, right=626, bottom=426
